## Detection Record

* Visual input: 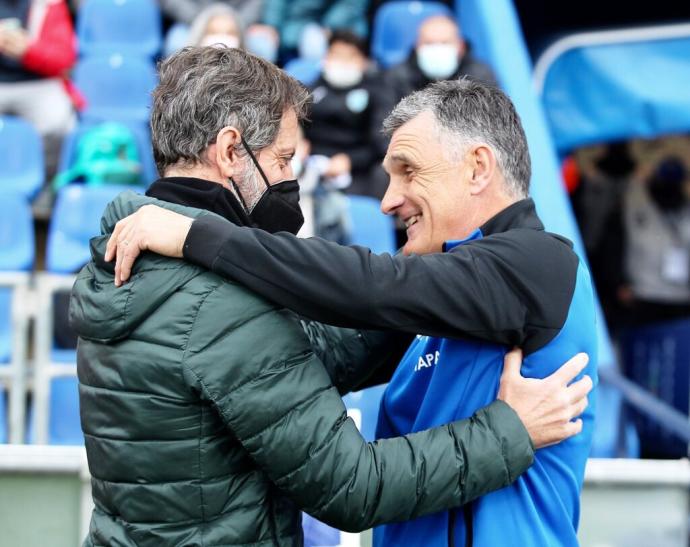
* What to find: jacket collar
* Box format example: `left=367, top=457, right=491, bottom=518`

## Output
left=479, top=198, right=544, bottom=236
left=146, top=177, right=254, bottom=228
left=443, top=199, right=544, bottom=252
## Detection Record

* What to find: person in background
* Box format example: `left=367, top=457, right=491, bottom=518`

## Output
left=262, top=0, right=368, bottom=60
left=571, top=141, right=636, bottom=330
left=186, top=3, right=243, bottom=48
left=306, top=30, right=384, bottom=198
left=161, top=0, right=263, bottom=27
left=243, top=21, right=279, bottom=63
left=618, top=154, right=690, bottom=325
left=371, top=14, right=497, bottom=159
left=161, top=0, right=261, bottom=55
left=0, top=0, right=78, bottom=191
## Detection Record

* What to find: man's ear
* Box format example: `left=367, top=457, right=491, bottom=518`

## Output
left=469, top=144, right=496, bottom=196
left=215, top=126, right=242, bottom=179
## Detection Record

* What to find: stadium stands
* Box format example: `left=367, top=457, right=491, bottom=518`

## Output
left=77, top=0, right=162, bottom=59
left=0, top=192, right=33, bottom=444
left=0, top=117, right=44, bottom=200
left=58, top=121, right=158, bottom=188
left=73, top=54, right=157, bottom=126
left=47, top=184, right=142, bottom=274
left=283, top=57, right=322, bottom=87
left=371, top=1, right=452, bottom=68
left=347, top=195, right=397, bottom=254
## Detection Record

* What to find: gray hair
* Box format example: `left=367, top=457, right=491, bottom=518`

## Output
left=383, top=78, right=531, bottom=198
left=151, top=46, right=310, bottom=176
left=187, top=3, right=243, bottom=47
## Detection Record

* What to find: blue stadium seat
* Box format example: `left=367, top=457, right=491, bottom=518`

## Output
left=0, top=116, right=44, bottom=199
left=0, top=191, right=34, bottom=365
left=77, top=0, right=162, bottom=58
left=371, top=1, right=453, bottom=68
left=0, top=389, right=6, bottom=443
left=58, top=121, right=158, bottom=187
left=0, top=191, right=34, bottom=273
left=47, top=184, right=144, bottom=274
left=284, top=58, right=322, bottom=87
left=74, top=54, right=157, bottom=126
left=48, top=376, right=82, bottom=445
left=347, top=195, right=397, bottom=254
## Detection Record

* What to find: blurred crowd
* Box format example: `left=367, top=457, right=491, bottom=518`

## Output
left=1, top=0, right=495, bottom=241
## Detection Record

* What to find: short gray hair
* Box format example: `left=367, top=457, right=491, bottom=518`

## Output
left=151, top=46, right=310, bottom=175
left=383, top=79, right=531, bottom=198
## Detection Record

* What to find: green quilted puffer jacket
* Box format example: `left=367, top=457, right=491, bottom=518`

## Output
left=70, top=192, right=534, bottom=546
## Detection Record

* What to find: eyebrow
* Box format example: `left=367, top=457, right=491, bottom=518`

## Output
left=388, top=152, right=419, bottom=168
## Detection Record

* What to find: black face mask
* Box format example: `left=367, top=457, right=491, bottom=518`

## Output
left=236, top=137, right=304, bottom=234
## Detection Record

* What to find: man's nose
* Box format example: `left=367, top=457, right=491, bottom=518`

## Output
left=381, top=182, right=404, bottom=215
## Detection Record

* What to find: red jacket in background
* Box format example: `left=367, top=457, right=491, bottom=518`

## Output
left=20, top=0, right=83, bottom=108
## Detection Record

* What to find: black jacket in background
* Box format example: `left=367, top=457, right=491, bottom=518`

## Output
left=305, top=72, right=383, bottom=197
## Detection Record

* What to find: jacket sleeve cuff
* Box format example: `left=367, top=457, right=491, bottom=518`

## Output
left=482, top=399, right=535, bottom=483
left=183, top=215, right=233, bottom=271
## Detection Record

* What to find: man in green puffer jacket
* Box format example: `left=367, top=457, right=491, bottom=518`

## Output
left=70, top=46, right=591, bottom=546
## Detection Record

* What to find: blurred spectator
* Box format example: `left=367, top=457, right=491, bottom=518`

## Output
left=262, top=0, right=367, bottom=58
left=161, top=0, right=264, bottom=26
left=243, top=22, right=278, bottom=62
left=162, top=0, right=260, bottom=55
left=371, top=14, right=497, bottom=158
left=618, top=156, right=690, bottom=324
left=0, top=0, right=77, bottom=180
left=187, top=3, right=243, bottom=47
left=571, top=142, right=636, bottom=328
left=305, top=30, right=383, bottom=198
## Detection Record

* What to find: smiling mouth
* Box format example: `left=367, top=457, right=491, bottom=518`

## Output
left=403, top=214, right=421, bottom=229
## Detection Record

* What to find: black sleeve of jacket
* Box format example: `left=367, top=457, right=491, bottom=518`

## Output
left=185, top=215, right=577, bottom=353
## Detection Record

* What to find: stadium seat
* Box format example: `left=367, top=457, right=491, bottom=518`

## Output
left=77, top=0, right=162, bottom=58
left=47, top=184, right=144, bottom=274
left=0, top=117, right=44, bottom=199
left=58, top=121, right=158, bottom=188
left=371, top=1, right=453, bottom=68
left=284, top=58, right=322, bottom=87
left=0, top=191, right=34, bottom=364
left=347, top=195, right=397, bottom=254
left=0, top=389, right=6, bottom=443
left=48, top=376, right=82, bottom=445
left=74, top=54, right=157, bottom=126
left=342, top=384, right=387, bottom=442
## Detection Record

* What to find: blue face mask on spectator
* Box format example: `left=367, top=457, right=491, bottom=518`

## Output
left=416, top=44, right=460, bottom=80
left=245, top=32, right=279, bottom=63
left=298, top=23, right=328, bottom=61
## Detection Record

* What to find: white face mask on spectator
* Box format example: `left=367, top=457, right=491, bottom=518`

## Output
left=323, top=62, right=363, bottom=89
left=416, top=44, right=460, bottom=80
left=200, top=34, right=240, bottom=48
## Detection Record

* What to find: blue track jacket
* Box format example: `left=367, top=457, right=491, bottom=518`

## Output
left=374, top=234, right=598, bottom=547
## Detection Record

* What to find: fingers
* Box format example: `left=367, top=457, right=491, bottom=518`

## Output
left=105, top=219, right=127, bottom=262
left=117, top=239, right=142, bottom=287
left=113, top=224, right=136, bottom=287
left=550, top=353, right=589, bottom=386
left=566, top=374, right=593, bottom=404
left=501, top=348, right=523, bottom=379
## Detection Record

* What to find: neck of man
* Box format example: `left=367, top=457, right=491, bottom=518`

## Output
left=472, top=186, right=520, bottom=234
left=163, top=163, right=233, bottom=191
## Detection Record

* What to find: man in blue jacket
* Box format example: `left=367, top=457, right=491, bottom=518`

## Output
left=105, top=78, right=597, bottom=546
